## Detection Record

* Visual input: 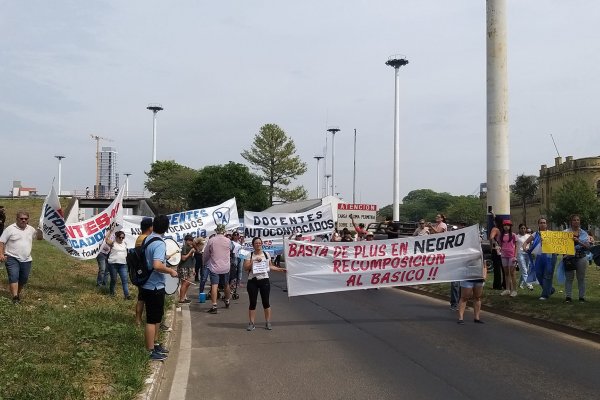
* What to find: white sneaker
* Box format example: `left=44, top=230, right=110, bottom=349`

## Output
left=510, top=291, right=518, bottom=297
left=519, top=282, right=524, bottom=289
left=527, top=284, right=534, bottom=290
left=500, top=290, right=510, bottom=296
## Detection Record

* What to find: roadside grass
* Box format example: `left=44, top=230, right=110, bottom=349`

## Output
left=413, top=261, right=600, bottom=335
left=0, top=198, right=154, bottom=400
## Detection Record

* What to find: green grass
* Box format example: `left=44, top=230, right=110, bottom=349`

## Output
left=0, top=198, right=154, bottom=400
left=412, top=262, right=600, bottom=335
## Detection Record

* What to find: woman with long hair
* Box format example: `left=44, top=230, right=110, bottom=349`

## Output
left=499, top=220, right=518, bottom=297
left=516, top=223, right=533, bottom=291
left=489, top=215, right=505, bottom=290
left=243, top=237, right=286, bottom=331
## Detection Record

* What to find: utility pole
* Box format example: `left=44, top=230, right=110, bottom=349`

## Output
left=327, top=126, right=340, bottom=197
left=147, top=103, right=164, bottom=165
left=54, top=156, right=66, bottom=196
left=353, top=129, right=357, bottom=204
left=314, top=155, right=324, bottom=199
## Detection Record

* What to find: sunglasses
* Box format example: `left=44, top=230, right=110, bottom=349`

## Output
left=19, top=217, right=29, bottom=221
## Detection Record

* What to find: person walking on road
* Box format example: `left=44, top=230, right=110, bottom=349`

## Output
left=0, top=210, right=38, bottom=304
left=243, top=237, right=286, bottom=331
left=203, top=224, right=233, bottom=314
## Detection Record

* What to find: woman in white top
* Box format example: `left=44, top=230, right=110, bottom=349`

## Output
left=106, top=231, right=131, bottom=299
left=428, top=213, right=448, bottom=234
left=516, top=223, right=533, bottom=290
left=243, top=237, right=286, bottom=331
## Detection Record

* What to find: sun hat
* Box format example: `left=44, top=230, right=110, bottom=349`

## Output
left=503, top=220, right=512, bottom=226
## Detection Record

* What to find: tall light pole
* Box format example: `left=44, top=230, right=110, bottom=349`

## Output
left=54, top=155, right=66, bottom=196
left=486, top=0, right=510, bottom=226
left=147, top=103, right=163, bottom=165
left=124, top=173, right=132, bottom=198
left=323, top=131, right=329, bottom=197
left=385, top=54, right=409, bottom=221
left=327, top=126, right=340, bottom=198
left=313, top=155, right=324, bottom=199
left=325, top=174, right=331, bottom=197
left=352, top=129, right=357, bottom=204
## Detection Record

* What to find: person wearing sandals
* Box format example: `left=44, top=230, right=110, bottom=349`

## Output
left=243, top=237, right=286, bottom=331
left=457, top=260, right=487, bottom=324
left=563, top=214, right=591, bottom=303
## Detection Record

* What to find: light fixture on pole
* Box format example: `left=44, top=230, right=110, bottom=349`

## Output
left=385, top=54, right=409, bottom=221
left=124, top=173, right=132, bottom=198
left=147, top=103, right=164, bottom=165
left=313, top=155, right=324, bottom=198
left=54, top=155, right=66, bottom=196
left=327, top=126, right=340, bottom=198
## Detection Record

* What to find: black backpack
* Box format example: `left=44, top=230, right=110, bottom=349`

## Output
left=127, top=237, right=162, bottom=287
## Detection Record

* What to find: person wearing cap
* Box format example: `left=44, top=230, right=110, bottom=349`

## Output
left=413, top=219, right=430, bottom=236
left=177, top=234, right=196, bottom=304
left=499, top=219, right=518, bottom=297
left=203, top=224, right=233, bottom=314
left=365, top=231, right=374, bottom=241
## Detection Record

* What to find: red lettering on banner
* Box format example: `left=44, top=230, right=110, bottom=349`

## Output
left=345, top=274, right=363, bottom=286
left=353, top=244, right=387, bottom=258
left=333, top=246, right=349, bottom=259
left=337, top=204, right=378, bottom=211
left=83, top=220, right=98, bottom=235
left=95, top=213, right=110, bottom=229
left=65, top=225, right=84, bottom=238
left=391, top=242, right=408, bottom=256
left=289, top=243, right=329, bottom=258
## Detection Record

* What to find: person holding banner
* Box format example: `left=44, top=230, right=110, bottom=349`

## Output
left=243, top=237, right=286, bottom=331
left=96, top=229, right=113, bottom=287
left=563, top=214, right=591, bottom=303
left=523, top=217, right=557, bottom=301
left=457, top=260, right=487, bottom=324
left=106, top=231, right=132, bottom=300
left=0, top=211, right=38, bottom=304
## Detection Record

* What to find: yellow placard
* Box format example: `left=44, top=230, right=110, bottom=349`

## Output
left=540, top=231, right=575, bottom=255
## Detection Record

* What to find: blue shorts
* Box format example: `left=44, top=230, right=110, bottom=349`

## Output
left=460, top=280, right=485, bottom=289
left=5, top=256, right=32, bottom=285
left=208, top=270, right=229, bottom=286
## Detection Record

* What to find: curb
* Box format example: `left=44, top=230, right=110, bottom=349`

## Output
left=136, top=301, right=178, bottom=400
left=399, top=286, right=600, bottom=344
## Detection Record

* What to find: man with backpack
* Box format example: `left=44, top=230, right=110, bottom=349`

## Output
left=140, top=215, right=178, bottom=361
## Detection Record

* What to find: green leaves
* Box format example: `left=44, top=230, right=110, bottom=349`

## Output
left=549, top=178, right=600, bottom=227
left=145, top=160, right=199, bottom=213
left=241, top=124, right=308, bottom=204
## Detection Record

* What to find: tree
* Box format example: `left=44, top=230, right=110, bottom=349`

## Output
left=188, top=162, right=270, bottom=215
left=241, top=124, right=308, bottom=204
left=511, top=174, right=539, bottom=225
left=445, top=196, right=484, bottom=225
left=145, top=160, right=199, bottom=213
left=548, top=178, right=600, bottom=228
left=399, top=189, right=454, bottom=221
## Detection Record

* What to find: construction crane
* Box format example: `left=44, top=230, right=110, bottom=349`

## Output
left=90, top=134, right=114, bottom=197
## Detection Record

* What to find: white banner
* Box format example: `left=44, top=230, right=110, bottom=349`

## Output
left=40, top=185, right=124, bottom=260
left=122, top=198, right=239, bottom=248
left=284, top=225, right=484, bottom=297
left=243, top=204, right=335, bottom=243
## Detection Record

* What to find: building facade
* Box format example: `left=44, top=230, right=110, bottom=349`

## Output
left=95, top=146, right=119, bottom=198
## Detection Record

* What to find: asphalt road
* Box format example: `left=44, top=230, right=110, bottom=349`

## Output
left=156, top=274, right=600, bottom=400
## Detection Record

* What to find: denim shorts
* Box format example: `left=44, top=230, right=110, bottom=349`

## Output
left=5, top=256, right=32, bottom=285
left=460, top=280, right=485, bottom=289
left=208, top=270, right=229, bottom=286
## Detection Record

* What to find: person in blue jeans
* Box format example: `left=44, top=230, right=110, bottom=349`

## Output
left=106, top=231, right=132, bottom=299
left=523, top=217, right=557, bottom=300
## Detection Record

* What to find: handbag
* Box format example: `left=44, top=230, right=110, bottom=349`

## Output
left=563, top=256, right=577, bottom=271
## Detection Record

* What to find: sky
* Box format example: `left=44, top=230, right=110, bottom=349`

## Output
left=2, top=1, right=600, bottom=208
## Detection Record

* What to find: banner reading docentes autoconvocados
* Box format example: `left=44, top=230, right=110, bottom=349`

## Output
left=40, top=185, right=124, bottom=260
left=284, top=225, right=483, bottom=297
left=243, top=204, right=335, bottom=241
left=122, top=198, right=239, bottom=248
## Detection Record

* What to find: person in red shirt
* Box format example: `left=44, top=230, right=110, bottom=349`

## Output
left=350, top=214, right=368, bottom=241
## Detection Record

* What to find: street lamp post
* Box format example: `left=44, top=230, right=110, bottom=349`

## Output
left=147, top=103, right=164, bottom=165
left=327, top=126, right=340, bottom=198
left=325, top=174, right=331, bottom=197
left=385, top=54, right=409, bottom=221
left=353, top=129, right=357, bottom=204
left=314, top=155, right=324, bottom=199
left=124, top=173, right=132, bottom=198
left=54, top=155, right=66, bottom=196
